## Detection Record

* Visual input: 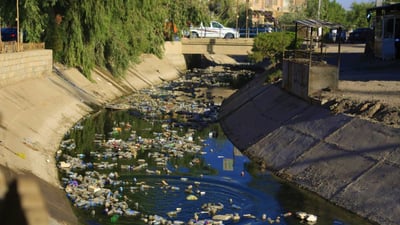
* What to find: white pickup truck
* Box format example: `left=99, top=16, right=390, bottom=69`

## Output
left=189, top=21, right=239, bottom=39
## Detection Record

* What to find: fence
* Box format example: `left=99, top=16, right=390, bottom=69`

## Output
left=0, top=41, right=45, bottom=53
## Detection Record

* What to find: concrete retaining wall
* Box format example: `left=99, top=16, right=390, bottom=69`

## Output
left=219, top=74, right=400, bottom=225
left=4, top=40, right=396, bottom=225
left=0, top=50, right=52, bottom=87
left=0, top=42, right=186, bottom=225
left=282, top=59, right=338, bottom=100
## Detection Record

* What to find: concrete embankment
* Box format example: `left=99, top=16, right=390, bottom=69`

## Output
left=0, top=41, right=185, bottom=224
left=219, top=74, right=400, bottom=225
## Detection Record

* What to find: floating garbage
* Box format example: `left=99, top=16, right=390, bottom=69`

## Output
left=124, top=209, right=140, bottom=217
left=296, top=211, right=318, bottom=224
left=202, top=202, right=224, bottom=214
left=110, top=214, right=119, bottom=223
left=231, top=204, right=241, bottom=210
left=59, top=161, right=71, bottom=169
left=296, top=211, right=308, bottom=220
left=56, top=67, right=280, bottom=225
left=243, top=214, right=256, bottom=219
left=186, top=194, right=198, bottom=201
left=212, top=214, right=232, bottom=221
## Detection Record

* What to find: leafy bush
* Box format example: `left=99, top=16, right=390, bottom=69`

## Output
left=265, top=69, right=282, bottom=83
left=249, top=32, right=299, bottom=68
left=0, top=0, right=210, bottom=78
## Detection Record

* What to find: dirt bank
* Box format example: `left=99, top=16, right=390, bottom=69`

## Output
left=314, top=80, right=400, bottom=128
left=312, top=44, right=400, bottom=128
left=0, top=48, right=185, bottom=224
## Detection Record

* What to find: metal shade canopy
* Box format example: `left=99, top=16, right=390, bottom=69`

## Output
left=292, top=19, right=344, bottom=77
left=294, top=19, right=344, bottom=29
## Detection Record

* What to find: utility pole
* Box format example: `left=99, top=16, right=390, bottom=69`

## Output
left=16, top=0, right=20, bottom=51
left=236, top=0, right=239, bottom=31
left=0, top=18, right=2, bottom=45
left=317, top=0, right=321, bottom=20
left=246, top=0, right=249, bottom=38
left=317, top=0, right=322, bottom=49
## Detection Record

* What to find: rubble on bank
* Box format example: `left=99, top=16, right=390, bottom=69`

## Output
left=316, top=94, right=400, bottom=128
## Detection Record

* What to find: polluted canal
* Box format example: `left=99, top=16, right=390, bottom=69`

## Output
left=57, top=66, right=376, bottom=225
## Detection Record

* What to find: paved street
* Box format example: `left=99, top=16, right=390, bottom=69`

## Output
left=324, top=43, right=400, bottom=81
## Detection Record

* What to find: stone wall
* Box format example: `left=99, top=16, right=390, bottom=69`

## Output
left=0, top=50, right=52, bottom=86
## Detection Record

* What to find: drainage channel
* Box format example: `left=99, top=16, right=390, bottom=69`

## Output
left=56, top=67, right=376, bottom=225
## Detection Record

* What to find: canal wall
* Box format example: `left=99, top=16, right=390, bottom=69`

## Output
left=0, top=41, right=186, bottom=225
left=1, top=40, right=397, bottom=225
left=219, top=74, right=400, bottom=225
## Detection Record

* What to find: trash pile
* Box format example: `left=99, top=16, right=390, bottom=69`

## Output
left=56, top=67, right=318, bottom=224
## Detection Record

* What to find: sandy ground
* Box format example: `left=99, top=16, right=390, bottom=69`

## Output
left=313, top=44, right=400, bottom=128
left=334, top=81, right=400, bottom=106
left=314, top=80, right=400, bottom=128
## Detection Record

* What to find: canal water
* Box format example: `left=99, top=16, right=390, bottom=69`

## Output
left=57, top=68, right=376, bottom=225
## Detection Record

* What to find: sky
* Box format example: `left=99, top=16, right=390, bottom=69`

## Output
left=335, top=0, right=375, bottom=10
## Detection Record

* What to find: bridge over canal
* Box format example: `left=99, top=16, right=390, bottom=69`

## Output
left=181, top=38, right=254, bottom=55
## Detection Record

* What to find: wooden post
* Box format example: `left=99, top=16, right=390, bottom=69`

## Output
left=246, top=0, right=249, bottom=38
left=16, top=0, right=20, bottom=52
left=337, top=27, right=342, bottom=79
left=236, top=0, right=239, bottom=31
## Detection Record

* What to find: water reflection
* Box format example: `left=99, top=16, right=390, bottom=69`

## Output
left=57, top=68, right=377, bottom=225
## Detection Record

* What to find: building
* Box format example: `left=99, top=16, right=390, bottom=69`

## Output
left=367, top=3, right=400, bottom=59
left=239, top=0, right=306, bottom=26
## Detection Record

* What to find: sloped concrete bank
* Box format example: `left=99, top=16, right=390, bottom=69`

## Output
left=0, top=42, right=185, bottom=224
left=219, top=74, right=400, bottom=225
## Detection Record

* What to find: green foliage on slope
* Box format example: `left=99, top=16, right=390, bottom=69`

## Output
left=0, top=0, right=209, bottom=78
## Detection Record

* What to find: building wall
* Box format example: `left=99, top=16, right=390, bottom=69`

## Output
left=240, top=0, right=306, bottom=25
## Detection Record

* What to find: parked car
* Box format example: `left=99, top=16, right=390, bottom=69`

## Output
left=347, top=28, right=373, bottom=43
left=188, top=21, right=239, bottom=39
left=239, top=25, right=274, bottom=38
left=324, top=29, right=347, bottom=43
left=1, top=27, right=17, bottom=42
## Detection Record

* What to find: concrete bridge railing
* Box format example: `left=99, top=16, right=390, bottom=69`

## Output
left=181, top=38, right=254, bottom=55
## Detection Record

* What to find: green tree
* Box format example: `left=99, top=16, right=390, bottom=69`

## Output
left=1, top=0, right=210, bottom=78
left=208, top=0, right=237, bottom=25
left=0, top=0, right=55, bottom=42
left=184, top=1, right=210, bottom=25
left=249, top=32, right=298, bottom=68
left=277, top=4, right=307, bottom=31
left=277, top=0, right=347, bottom=32
left=164, top=0, right=210, bottom=40
left=305, top=0, right=328, bottom=20
left=45, top=12, right=63, bottom=61
left=346, top=2, right=375, bottom=30
left=305, top=0, right=346, bottom=24
left=236, top=2, right=250, bottom=29
left=383, top=0, right=400, bottom=4
left=325, top=1, right=346, bottom=25
left=0, top=0, right=237, bottom=78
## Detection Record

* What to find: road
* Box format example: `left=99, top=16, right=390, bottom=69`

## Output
left=323, top=43, right=400, bottom=81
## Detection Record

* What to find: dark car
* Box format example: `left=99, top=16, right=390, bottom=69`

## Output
left=1, top=27, right=18, bottom=42
left=239, top=25, right=274, bottom=38
left=325, top=29, right=347, bottom=43
left=347, top=28, right=373, bottom=43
